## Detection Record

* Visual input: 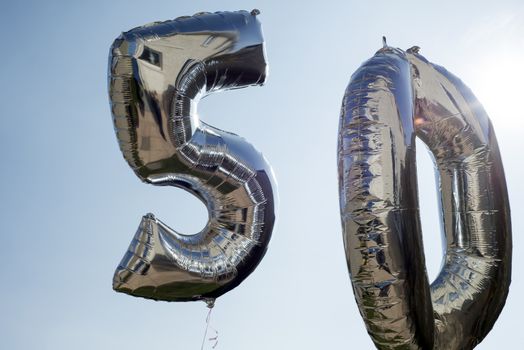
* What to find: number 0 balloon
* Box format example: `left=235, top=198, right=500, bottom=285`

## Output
left=108, top=10, right=276, bottom=304
left=338, top=40, right=511, bottom=349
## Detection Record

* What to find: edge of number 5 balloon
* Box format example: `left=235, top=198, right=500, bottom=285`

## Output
left=108, top=10, right=277, bottom=306
left=338, top=38, right=511, bottom=349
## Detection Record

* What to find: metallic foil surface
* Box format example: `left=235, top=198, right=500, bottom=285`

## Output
left=108, top=10, right=277, bottom=303
left=338, top=41, right=511, bottom=349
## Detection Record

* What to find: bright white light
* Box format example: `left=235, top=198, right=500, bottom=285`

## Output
left=466, top=53, right=524, bottom=130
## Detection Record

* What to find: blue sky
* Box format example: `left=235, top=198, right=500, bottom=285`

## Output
left=1, top=1, right=523, bottom=349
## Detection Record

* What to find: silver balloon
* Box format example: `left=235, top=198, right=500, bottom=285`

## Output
left=108, top=10, right=277, bottom=303
left=338, top=40, right=511, bottom=349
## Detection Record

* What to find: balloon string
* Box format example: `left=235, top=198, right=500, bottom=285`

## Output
left=200, top=303, right=218, bottom=349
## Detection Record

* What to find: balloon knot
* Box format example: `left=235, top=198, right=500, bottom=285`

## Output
left=205, top=298, right=215, bottom=309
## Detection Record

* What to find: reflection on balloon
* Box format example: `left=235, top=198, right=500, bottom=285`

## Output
left=338, top=39, right=511, bottom=349
left=108, top=10, right=277, bottom=304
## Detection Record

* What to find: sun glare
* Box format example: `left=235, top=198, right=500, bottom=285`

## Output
left=467, top=53, right=524, bottom=130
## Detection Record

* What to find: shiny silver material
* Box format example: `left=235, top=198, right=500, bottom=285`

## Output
left=108, top=10, right=276, bottom=303
left=338, top=41, right=511, bottom=349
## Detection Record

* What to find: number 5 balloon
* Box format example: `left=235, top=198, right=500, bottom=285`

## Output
left=338, top=40, right=511, bottom=349
left=108, top=10, right=276, bottom=304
